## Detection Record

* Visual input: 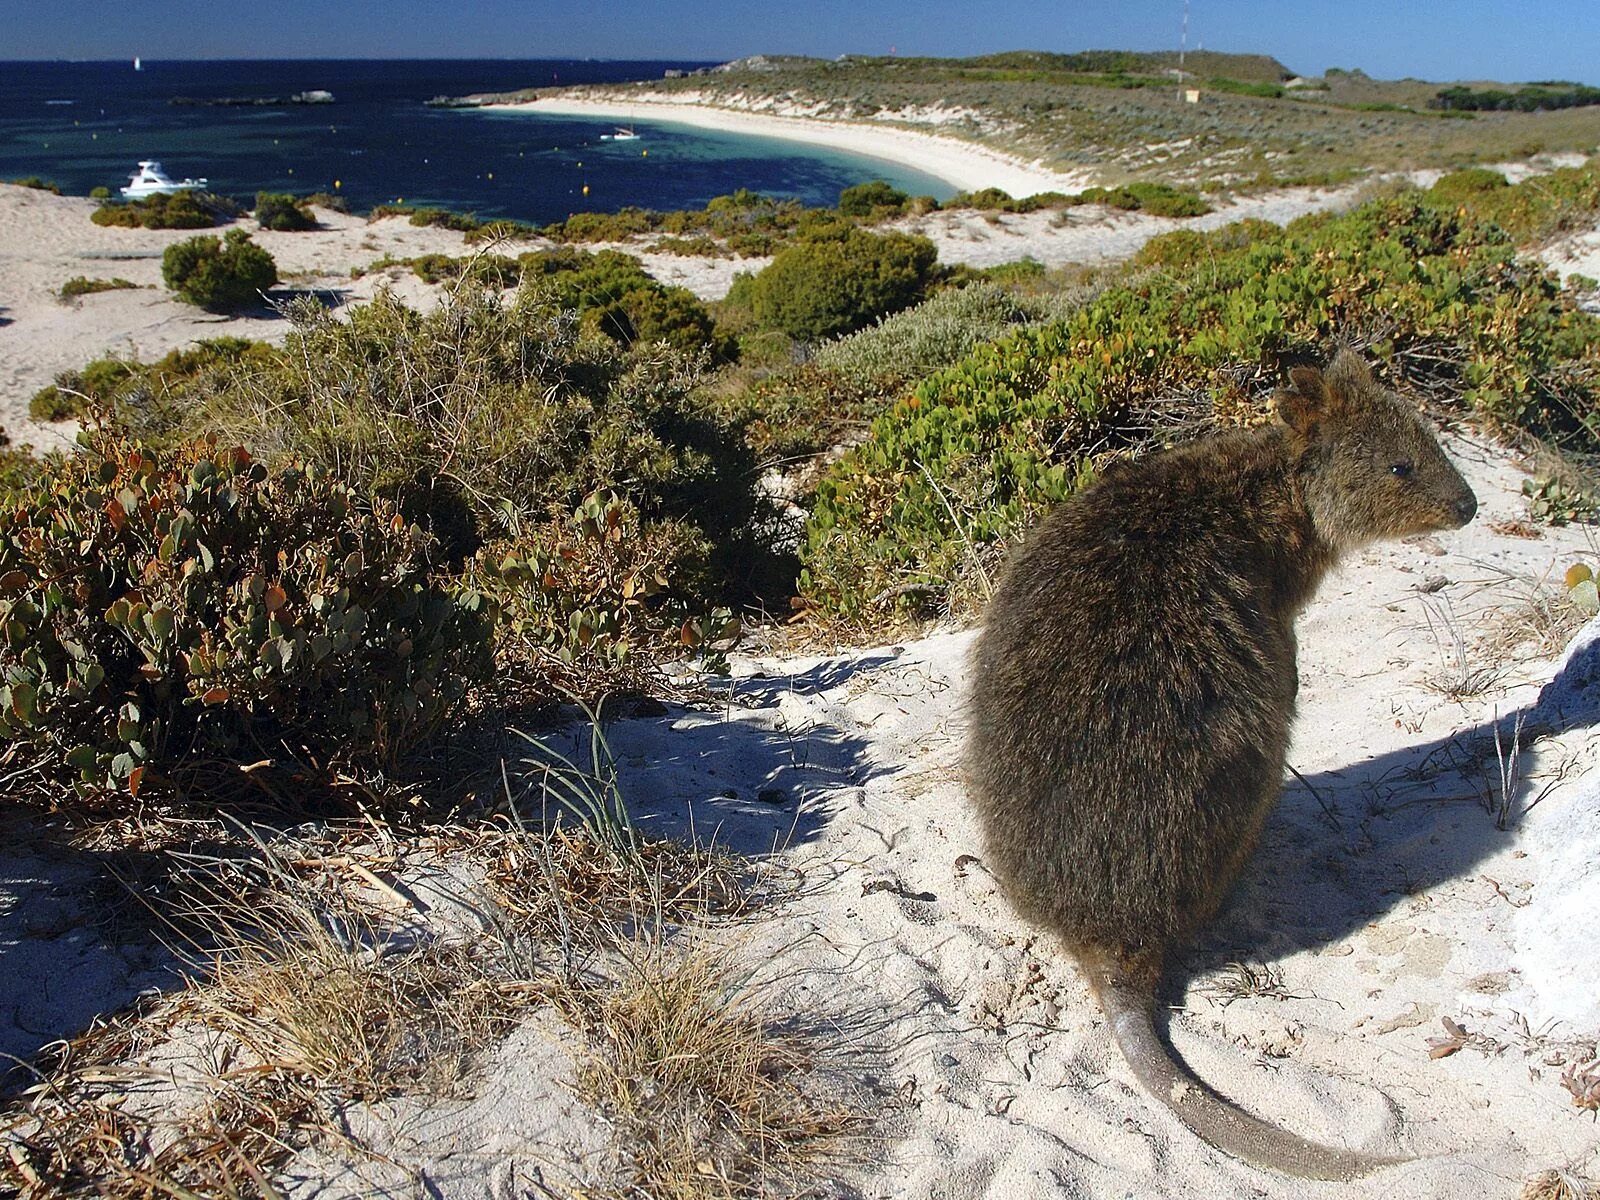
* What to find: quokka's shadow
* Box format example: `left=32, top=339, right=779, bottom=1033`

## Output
left=1182, top=622, right=1600, bottom=977
left=505, top=664, right=893, bottom=859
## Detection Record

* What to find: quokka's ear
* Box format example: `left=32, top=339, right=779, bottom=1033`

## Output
left=1323, top=347, right=1375, bottom=404
left=1275, top=364, right=1332, bottom=434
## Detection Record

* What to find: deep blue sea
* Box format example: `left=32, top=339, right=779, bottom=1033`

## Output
left=0, top=59, right=954, bottom=223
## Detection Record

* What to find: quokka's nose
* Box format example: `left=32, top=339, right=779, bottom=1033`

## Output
left=1452, top=493, right=1478, bottom=526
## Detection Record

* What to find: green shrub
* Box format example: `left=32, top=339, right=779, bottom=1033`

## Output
left=300, top=191, right=349, bottom=213
left=814, top=281, right=1044, bottom=389
left=1073, top=182, right=1211, bottom=217
left=31, top=340, right=280, bottom=437
left=58, top=276, right=138, bottom=300
left=89, top=186, right=111, bottom=200
left=162, top=229, right=278, bottom=311
left=0, top=434, right=493, bottom=798
left=254, top=191, right=317, bottom=232
left=1429, top=167, right=1510, bottom=203
left=202, top=290, right=766, bottom=597
left=408, top=252, right=521, bottom=288
left=725, top=228, right=939, bottom=342
left=801, top=193, right=1600, bottom=619
left=92, top=191, right=241, bottom=229
left=467, top=489, right=738, bottom=703
left=8, top=177, right=61, bottom=194
left=520, top=248, right=723, bottom=355
left=838, top=180, right=908, bottom=217
left=0, top=430, right=41, bottom=504
left=1421, top=158, right=1600, bottom=242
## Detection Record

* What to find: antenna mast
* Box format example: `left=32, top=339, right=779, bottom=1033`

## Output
left=1178, top=0, right=1190, bottom=98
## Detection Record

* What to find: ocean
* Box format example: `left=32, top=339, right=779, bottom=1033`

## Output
left=0, top=59, right=955, bottom=223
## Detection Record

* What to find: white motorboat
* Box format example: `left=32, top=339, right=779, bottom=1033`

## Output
left=120, top=160, right=207, bottom=199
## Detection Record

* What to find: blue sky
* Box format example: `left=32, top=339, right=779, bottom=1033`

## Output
left=5, top=0, right=1597, bottom=85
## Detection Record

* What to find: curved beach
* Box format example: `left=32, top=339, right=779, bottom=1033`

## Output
left=498, top=95, right=1091, bottom=198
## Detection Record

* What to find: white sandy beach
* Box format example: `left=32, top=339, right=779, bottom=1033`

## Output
left=499, top=94, right=1092, bottom=198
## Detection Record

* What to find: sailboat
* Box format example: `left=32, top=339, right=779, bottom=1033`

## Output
left=600, top=125, right=640, bottom=142
left=133, top=57, right=143, bottom=71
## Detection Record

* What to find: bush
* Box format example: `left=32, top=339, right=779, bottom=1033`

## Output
left=202, top=290, right=767, bottom=597
left=89, top=186, right=111, bottom=200
left=92, top=191, right=242, bottom=229
left=838, top=180, right=908, bottom=218
left=162, top=229, right=278, bottom=311
left=370, top=204, right=484, bottom=233
left=467, top=489, right=738, bottom=704
left=0, top=434, right=493, bottom=798
left=814, top=281, right=1044, bottom=389
left=520, top=248, right=724, bottom=355
left=254, top=191, right=317, bottom=232
left=31, top=339, right=278, bottom=437
left=801, top=192, right=1600, bottom=619
left=1429, top=168, right=1510, bottom=203
left=725, top=228, right=939, bottom=342
left=409, top=252, right=521, bottom=288
left=58, top=276, right=137, bottom=300
left=1420, top=158, right=1600, bottom=243
left=8, top=177, right=61, bottom=194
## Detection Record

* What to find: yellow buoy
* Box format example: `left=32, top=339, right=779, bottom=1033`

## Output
left=487, top=172, right=494, bottom=180
left=582, top=184, right=590, bottom=196
left=334, top=179, right=341, bottom=189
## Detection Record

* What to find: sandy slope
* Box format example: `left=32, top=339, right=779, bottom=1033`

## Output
left=248, top=435, right=1600, bottom=1199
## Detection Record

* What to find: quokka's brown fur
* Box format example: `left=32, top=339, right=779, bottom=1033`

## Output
left=966, top=349, right=1477, bottom=1179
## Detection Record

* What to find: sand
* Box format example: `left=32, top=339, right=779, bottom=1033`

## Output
left=496, top=94, right=1091, bottom=199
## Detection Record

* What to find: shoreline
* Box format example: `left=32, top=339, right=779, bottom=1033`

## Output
left=493, top=95, right=1091, bottom=199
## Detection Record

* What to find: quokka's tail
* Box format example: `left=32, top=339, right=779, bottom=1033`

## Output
left=1094, top=969, right=1407, bottom=1181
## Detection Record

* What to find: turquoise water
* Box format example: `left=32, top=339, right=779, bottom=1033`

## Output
left=0, top=59, right=955, bottom=222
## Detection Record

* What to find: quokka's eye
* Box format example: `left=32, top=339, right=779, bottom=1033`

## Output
left=1390, top=461, right=1414, bottom=479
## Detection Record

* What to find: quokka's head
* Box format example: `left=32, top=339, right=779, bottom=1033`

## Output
left=1276, top=348, right=1477, bottom=549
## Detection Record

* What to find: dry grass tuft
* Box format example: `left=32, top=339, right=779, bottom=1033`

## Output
left=1197, top=961, right=1295, bottom=1008
left=558, top=930, right=867, bottom=1200
left=1524, top=1168, right=1596, bottom=1200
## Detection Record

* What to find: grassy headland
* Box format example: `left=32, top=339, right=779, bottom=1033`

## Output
left=459, top=49, right=1600, bottom=191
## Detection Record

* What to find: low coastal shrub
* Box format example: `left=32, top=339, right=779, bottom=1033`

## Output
left=801, top=191, right=1600, bottom=619
left=0, top=430, right=40, bottom=504
left=58, top=276, right=138, bottom=301
left=519, top=248, right=724, bottom=355
left=254, top=191, right=318, bottom=232
left=815, top=281, right=1044, bottom=386
left=370, top=203, right=485, bottom=233
left=1423, top=158, right=1600, bottom=242
left=91, top=191, right=242, bottom=229
left=724, top=227, right=939, bottom=342
left=408, top=252, right=521, bottom=288
left=838, top=180, right=908, bottom=217
left=202, top=291, right=767, bottom=597
left=89, top=186, right=111, bottom=200
left=162, top=229, right=278, bottom=311
left=7, top=177, right=61, bottom=194
left=542, top=189, right=812, bottom=258
left=0, top=433, right=493, bottom=799
left=467, top=489, right=738, bottom=704
left=30, top=338, right=278, bottom=437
